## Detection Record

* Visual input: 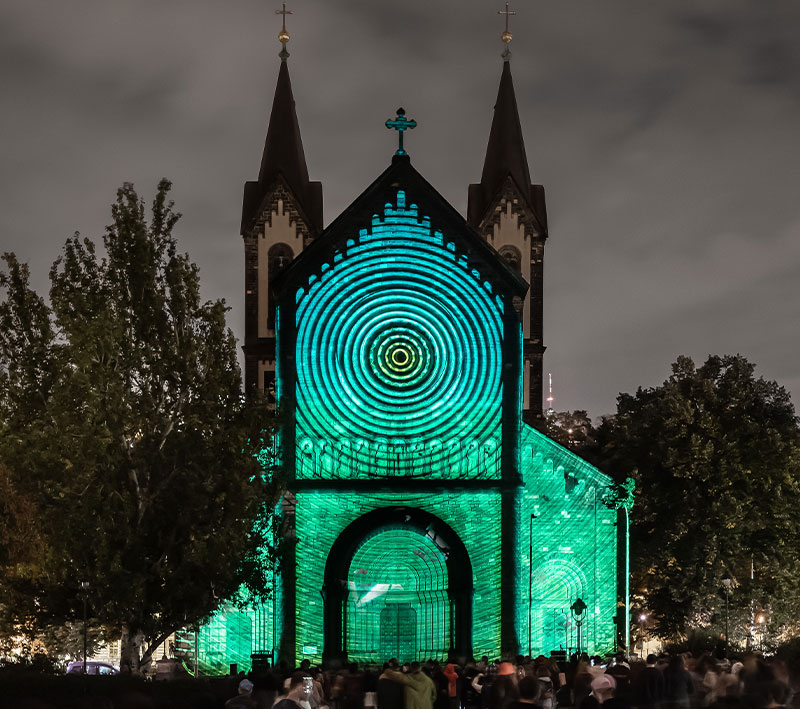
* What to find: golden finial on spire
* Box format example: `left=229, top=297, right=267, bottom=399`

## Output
left=498, top=2, right=516, bottom=48
left=276, top=3, right=292, bottom=45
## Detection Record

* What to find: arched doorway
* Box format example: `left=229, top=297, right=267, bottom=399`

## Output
left=323, top=507, right=473, bottom=663
left=530, top=558, right=587, bottom=656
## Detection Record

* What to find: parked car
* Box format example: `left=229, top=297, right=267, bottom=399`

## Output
left=66, top=661, right=120, bottom=675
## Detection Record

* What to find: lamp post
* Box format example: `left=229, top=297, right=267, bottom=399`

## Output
left=722, top=572, right=733, bottom=656
left=528, top=513, right=535, bottom=656
left=570, top=597, right=587, bottom=656
left=80, top=581, right=90, bottom=673
left=756, top=613, right=766, bottom=653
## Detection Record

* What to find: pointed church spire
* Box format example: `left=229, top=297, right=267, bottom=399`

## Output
left=241, top=11, right=322, bottom=236
left=257, top=60, right=311, bottom=196
left=468, top=23, right=548, bottom=428
left=481, top=60, right=531, bottom=207
left=467, top=54, right=546, bottom=232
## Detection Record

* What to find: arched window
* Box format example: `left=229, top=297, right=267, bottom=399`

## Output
left=267, top=243, right=294, bottom=330
left=499, top=245, right=521, bottom=273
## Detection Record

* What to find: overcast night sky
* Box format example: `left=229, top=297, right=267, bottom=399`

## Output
left=2, top=0, right=799, bottom=419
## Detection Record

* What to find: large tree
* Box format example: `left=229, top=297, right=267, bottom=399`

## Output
left=0, top=181, right=277, bottom=673
left=596, top=355, right=800, bottom=644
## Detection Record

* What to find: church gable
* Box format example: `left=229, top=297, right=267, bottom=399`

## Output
left=277, top=155, right=528, bottom=302
left=521, top=423, right=613, bottom=491
left=286, top=187, right=512, bottom=481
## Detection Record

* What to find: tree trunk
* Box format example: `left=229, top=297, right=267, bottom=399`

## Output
left=119, top=624, right=145, bottom=675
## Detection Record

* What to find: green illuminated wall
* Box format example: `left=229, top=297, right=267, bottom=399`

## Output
left=518, top=425, right=618, bottom=656
left=293, top=190, right=505, bottom=481
left=194, top=600, right=275, bottom=675
left=293, top=490, right=502, bottom=665
left=197, top=172, right=624, bottom=671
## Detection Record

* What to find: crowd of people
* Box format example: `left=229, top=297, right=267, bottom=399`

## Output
left=224, top=652, right=796, bottom=709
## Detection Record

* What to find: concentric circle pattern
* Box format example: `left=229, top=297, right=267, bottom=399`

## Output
left=295, top=191, right=504, bottom=480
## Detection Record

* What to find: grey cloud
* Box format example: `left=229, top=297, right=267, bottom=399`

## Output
left=2, top=0, right=800, bottom=419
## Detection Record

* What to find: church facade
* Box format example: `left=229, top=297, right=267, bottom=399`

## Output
left=193, top=37, right=627, bottom=672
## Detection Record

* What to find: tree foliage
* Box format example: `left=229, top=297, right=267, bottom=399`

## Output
left=596, top=355, right=800, bottom=642
left=543, top=409, right=598, bottom=460
left=0, top=180, right=277, bottom=672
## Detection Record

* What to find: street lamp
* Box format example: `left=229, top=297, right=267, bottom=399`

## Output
left=756, top=612, right=766, bottom=653
left=528, top=513, right=536, bottom=656
left=570, top=597, right=587, bottom=656
left=80, top=581, right=90, bottom=673
left=722, top=572, right=733, bottom=656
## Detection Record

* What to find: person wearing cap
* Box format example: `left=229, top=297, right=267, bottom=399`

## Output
left=579, top=674, right=629, bottom=708
left=226, top=678, right=258, bottom=709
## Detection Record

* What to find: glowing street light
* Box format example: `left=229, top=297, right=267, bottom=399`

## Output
left=722, top=571, right=733, bottom=656
left=571, top=597, right=588, bottom=655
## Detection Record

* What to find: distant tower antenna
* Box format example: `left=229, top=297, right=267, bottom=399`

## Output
left=546, top=372, right=555, bottom=416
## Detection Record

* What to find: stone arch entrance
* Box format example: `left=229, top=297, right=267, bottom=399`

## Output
left=530, top=558, right=587, bottom=656
left=323, top=507, right=473, bottom=663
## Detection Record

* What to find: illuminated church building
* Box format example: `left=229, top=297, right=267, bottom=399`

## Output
left=194, top=24, right=630, bottom=671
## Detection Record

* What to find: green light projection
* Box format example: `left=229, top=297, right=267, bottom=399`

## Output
left=294, top=190, right=504, bottom=480
left=346, top=528, right=450, bottom=663
left=519, top=425, right=618, bottom=657
left=293, top=490, right=502, bottom=666
left=191, top=600, right=276, bottom=675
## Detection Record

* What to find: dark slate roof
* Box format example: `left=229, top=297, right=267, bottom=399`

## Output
left=467, top=60, right=546, bottom=234
left=275, top=153, right=529, bottom=302
left=241, top=59, right=322, bottom=236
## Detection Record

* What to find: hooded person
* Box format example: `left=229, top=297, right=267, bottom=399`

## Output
left=443, top=664, right=460, bottom=709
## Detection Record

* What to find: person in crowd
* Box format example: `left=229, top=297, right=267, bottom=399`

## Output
left=379, top=661, right=406, bottom=709
left=572, top=660, right=595, bottom=707
left=506, top=676, right=543, bottom=709
left=490, top=662, right=519, bottom=709
left=632, top=654, right=664, bottom=709
left=662, top=655, right=692, bottom=709
left=226, top=678, right=258, bottom=709
left=693, top=655, right=719, bottom=707
left=606, top=655, right=632, bottom=703
left=531, top=666, right=555, bottom=709
left=364, top=665, right=379, bottom=709
left=274, top=674, right=314, bottom=709
left=462, top=665, right=482, bottom=709
left=384, top=661, right=438, bottom=709
left=579, top=674, right=628, bottom=708
left=343, top=662, right=365, bottom=709
left=443, top=663, right=461, bottom=709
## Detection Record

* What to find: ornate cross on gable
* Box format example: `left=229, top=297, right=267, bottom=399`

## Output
left=385, top=107, right=417, bottom=156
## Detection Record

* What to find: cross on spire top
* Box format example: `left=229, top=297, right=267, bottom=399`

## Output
left=498, top=2, right=516, bottom=60
left=385, top=107, right=417, bottom=157
left=276, top=3, right=292, bottom=59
